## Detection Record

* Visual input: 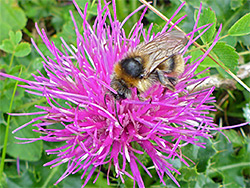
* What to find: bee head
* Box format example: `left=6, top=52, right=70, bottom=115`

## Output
left=110, top=77, right=131, bottom=100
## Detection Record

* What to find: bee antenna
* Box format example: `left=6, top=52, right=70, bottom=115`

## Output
left=114, top=99, right=123, bottom=128
left=104, top=92, right=108, bottom=106
left=104, top=92, right=123, bottom=128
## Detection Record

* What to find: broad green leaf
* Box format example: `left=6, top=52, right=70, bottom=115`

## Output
left=0, top=31, right=31, bottom=57
left=220, top=35, right=237, bottom=47
left=0, top=87, right=25, bottom=118
left=0, top=21, right=12, bottom=44
left=0, top=0, right=27, bottom=33
left=228, top=13, right=250, bottom=36
left=196, top=138, right=216, bottom=172
left=226, top=129, right=245, bottom=146
left=191, top=49, right=219, bottom=68
left=6, top=158, right=85, bottom=188
left=179, top=167, right=198, bottom=181
left=190, top=48, right=218, bottom=78
left=181, top=137, right=216, bottom=171
left=0, top=39, right=15, bottom=53
left=196, top=175, right=220, bottom=188
left=7, top=164, right=61, bottom=188
left=206, top=0, right=250, bottom=37
left=209, top=130, right=250, bottom=188
left=6, top=116, right=42, bottom=161
left=167, top=169, right=220, bottom=188
left=6, top=170, right=35, bottom=188
left=212, top=42, right=239, bottom=75
left=9, top=30, right=16, bottom=44
left=13, top=31, right=22, bottom=45
left=196, top=8, right=216, bottom=43
left=15, top=43, right=31, bottom=57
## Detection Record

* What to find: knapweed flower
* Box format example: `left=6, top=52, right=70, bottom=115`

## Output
left=2, top=0, right=243, bottom=187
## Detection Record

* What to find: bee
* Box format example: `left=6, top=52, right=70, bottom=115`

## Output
left=110, top=30, right=187, bottom=101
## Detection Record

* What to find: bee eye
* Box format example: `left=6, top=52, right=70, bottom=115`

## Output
left=139, top=74, right=144, bottom=79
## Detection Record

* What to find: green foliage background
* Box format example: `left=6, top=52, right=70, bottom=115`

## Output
left=0, top=0, right=249, bottom=187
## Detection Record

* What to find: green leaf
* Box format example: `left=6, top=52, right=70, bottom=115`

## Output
left=181, top=137, right=216, bottom=170
left=0, top=0, right=27, bottom=37
left=6, top=170, right=36, bottom=188
left=171, top=169, right=220, bottom=188
left=226, top=129, right=245, bottom=147
left=209, top=130, right=250, bottom=188
left=9, top=30, right=16, bottom=44
left=5, top=157, right=84, bottom=188
left=196, top=175, right=220, bottom=188
left=190, top=48, right=218, bottom=78
left=185, top=0, right=201, bottom=7
left=0, top=31, right=31, bottom=57
left=196, top=139, right=217, bottom=172
left=6, top=164, right=61, bottom=188
left=6, top=116, right=43, bottom=161
left=0, top=21, right=12, bottom=44
left=228, top=13, right=250, bottom=36
left=179, top=167, right=198, bottom=181
left=15, top=42, right=31, bottom=57
left=13, top=31, right=22, bottom=45
left=212, top=42, right=239, bottom=75
left=0, top=38, right=15, bottom=53
left=191, top=49, right=219, bottom=68
left=220, top=35, right=237, bottom=47
left=196, top=8, right=216, bottom=43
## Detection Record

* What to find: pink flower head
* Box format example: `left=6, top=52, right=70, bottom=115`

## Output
left=2, top=0, right=245, bottom=187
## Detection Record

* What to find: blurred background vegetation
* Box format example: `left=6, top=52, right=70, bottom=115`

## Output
left=0, top=0, right=249, bottom=187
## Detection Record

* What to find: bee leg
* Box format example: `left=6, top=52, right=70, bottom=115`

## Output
left=156, top=68, right=176, bottom=92
left=167, top=77, right=178, bottom=86
left=137, top=89, right=152, bottom=103
left=137, top=89, right=144, bottom=101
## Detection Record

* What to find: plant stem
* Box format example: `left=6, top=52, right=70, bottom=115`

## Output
left=9, top=52, right=15, bottom=68
left=41, top=166, right=60, bottom=188
left=0, top=68, right=22, bottom=183
left=239, top=51, right=250, bottom=56
left=22, top=28, right=33, bottom=39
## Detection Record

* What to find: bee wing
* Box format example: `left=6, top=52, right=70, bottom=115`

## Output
left=135, top=30, right=187, bottom=77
